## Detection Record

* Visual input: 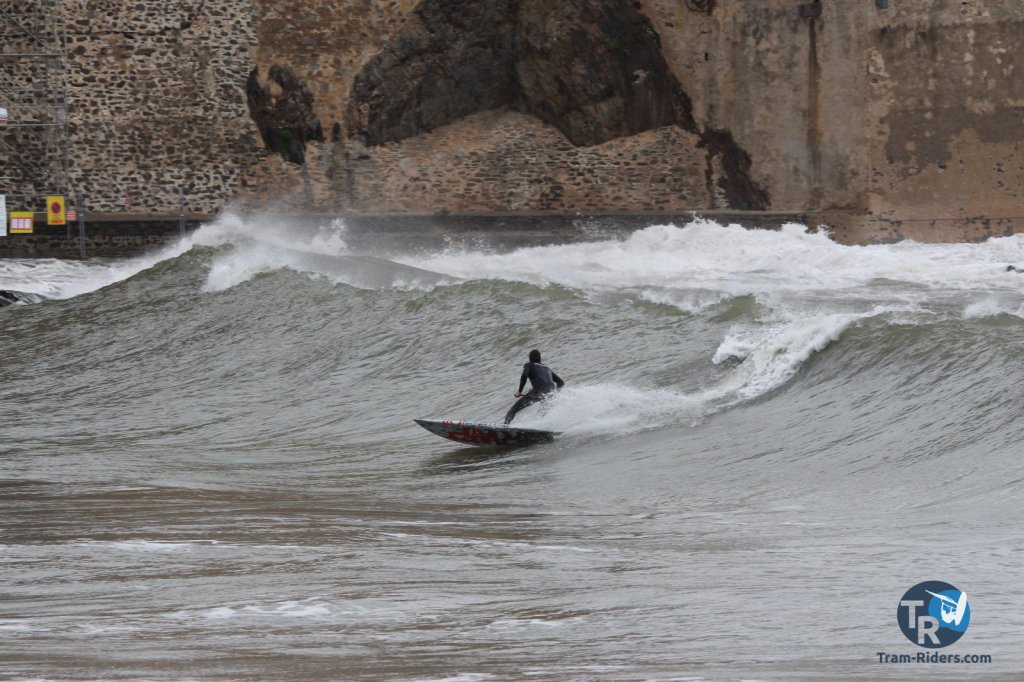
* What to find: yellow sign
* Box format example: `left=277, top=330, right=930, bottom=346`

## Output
left=47, top=195, right=66, bottom=226
left=10, top=211, right=34, bottom=234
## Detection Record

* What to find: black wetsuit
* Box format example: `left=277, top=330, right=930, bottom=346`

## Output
left=504, top=362, right=565, bottom=424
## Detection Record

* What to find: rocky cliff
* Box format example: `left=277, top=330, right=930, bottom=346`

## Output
left=345, top=0, right=766, bottom=209
left=4, top=0, right=1024, bottom=242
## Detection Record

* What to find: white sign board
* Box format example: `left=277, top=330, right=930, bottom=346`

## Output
left=0, top=194, right=6, bottom=237
left=0, top=107, right=7, bottom=125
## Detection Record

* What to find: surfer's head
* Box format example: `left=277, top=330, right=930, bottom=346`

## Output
left=529, top=349, right=541, bottom=363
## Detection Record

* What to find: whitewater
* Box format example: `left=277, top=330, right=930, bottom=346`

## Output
left=3, top=213, right=1023, bottom=680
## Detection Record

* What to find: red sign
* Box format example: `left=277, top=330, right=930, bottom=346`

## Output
left=67, top=210, right=77, bottom=221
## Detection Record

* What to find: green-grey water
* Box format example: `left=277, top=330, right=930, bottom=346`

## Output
left=2, top=215, right=1023, bottom=680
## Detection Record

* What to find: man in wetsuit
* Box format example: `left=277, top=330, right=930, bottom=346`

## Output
left=504, top=349, right=565, bottom=425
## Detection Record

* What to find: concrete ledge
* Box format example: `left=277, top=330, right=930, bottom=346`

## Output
left=3, top=209, right=1021, bottom=259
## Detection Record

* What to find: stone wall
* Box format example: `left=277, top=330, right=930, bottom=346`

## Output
left=56, top=0, right=262, bottom=215
left=0, top=1, right=62, bottom=206
left=343, top=110, right=709, bottom=213
left=2, top=0, right=1023, bottom=243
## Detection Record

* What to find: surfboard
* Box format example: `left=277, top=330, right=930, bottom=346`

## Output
left=414, top=419, right=558, bottom=447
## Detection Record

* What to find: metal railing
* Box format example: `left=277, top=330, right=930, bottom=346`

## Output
left=3, top=188, right=189, bottom=259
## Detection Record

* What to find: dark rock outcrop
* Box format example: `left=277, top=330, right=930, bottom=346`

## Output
left=348, top=0, right=768, bottom=209
left=0, top=290, right=49, bottom=308
left=701, top=128, right=771, bottom=211
left=246, top=65, right=324, bottom=165
left=348, top=0, right=692, bottom=148
left=514, top=0, right=694, bottom=146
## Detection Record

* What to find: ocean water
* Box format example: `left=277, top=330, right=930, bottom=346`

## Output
left=2, top=214, right=1024, bottom=681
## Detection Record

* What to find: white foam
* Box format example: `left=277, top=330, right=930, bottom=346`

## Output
left=0, top=619, right=44, bottom=632
left=194, top=211, right=456, bottom=293
left=0, top=236, right=192, bottom=300
left=197, top=211, right=348, bottom=292
left=388, top=221, right=1024, bottom=421
left=707, top=306, right=908, bottom=403
left=7, top=214, right=1024, bottom=307
left=192, top=598, right=339, bottom=622
left=407, top=671, right=495, bottom=675
left=516, top=383, right=704, bottom=436
left=396, top=219, right=1024, bottom=303
left=486, top=617, right=583, bottom=629
left=202, top=607, right=238, bottom=620
left=637, top=287, right=734, bottom=313
left=189, top=210, right=350, bottom=257
left=250, top=601, right=333, bottom=618
left=517, top=305, right=916, bottom=434
left=106, top=540, right=195, bottom=553
left=74, top=539, right=207, bottom=553
left=0, top=209, right=356, bottom=298
left=963, top=296, right=1024, bottom=319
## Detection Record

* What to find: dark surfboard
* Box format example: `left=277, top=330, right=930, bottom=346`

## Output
left=414, top=419, right=558, bottom=447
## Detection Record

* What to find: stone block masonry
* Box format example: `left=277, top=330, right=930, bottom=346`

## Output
left=344, top=110, right=710, bottom=214
left=57, top=0, right=264, bottom=214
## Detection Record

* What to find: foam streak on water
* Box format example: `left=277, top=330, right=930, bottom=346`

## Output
left=2, top=215, right=1024, bottom=680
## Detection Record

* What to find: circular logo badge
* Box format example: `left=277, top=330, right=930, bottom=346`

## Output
left=897, top=581, right=970, bottom=648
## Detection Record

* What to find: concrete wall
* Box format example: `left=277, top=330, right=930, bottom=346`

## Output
left=646, top=0, right=867, bottom=211
left=647, top=0, right=1024, bottom=240
left=868, top=2, right=1024, bottom=229
left=2, top=0, right=1023, bottom=243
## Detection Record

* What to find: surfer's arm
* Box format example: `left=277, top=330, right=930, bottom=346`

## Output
left=516, top=364, right=530, bottom=396
left=552, top=372, right=564, bottom=389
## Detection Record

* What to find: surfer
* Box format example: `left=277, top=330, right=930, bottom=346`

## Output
left=504, top=349, right=564, bottom=424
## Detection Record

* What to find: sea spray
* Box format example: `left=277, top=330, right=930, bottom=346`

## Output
left=8, top=215, right=1024, bottom=305
left=515, top=383, right=705, bottom=436
left=395, top=220, right=1024, bottom=302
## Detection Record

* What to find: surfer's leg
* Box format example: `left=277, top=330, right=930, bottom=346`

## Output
left=504, top=396, right=529, bottom=424
left=504, top=392, right=539, bottom=424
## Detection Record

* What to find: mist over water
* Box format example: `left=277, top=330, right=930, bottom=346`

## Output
left=3, top=214, right=1024, bottom=680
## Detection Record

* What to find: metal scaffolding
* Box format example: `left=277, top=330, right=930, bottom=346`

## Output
left=0, top=0, right=70, bottom=213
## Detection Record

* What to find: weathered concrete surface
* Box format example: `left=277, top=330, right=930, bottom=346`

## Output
left=866, top=6, right=1024, bottom=231
left=3, top=0, right=1024, bottom=244
left=640, top=0, right=1024, bottom=240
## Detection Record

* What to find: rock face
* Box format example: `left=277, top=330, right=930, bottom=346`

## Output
left=247, top=65, right=325, bottom=165
left=347, top=0, right=767, bottom=209
left=349, top=0, right=690, bottom=147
